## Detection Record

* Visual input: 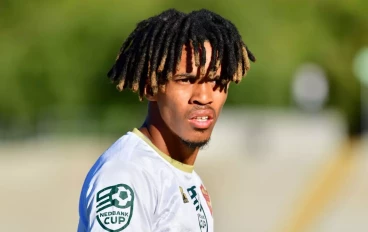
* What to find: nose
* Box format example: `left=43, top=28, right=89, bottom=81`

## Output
left=190, top=82, right=213, bottom=105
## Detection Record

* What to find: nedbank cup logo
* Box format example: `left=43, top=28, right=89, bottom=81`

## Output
left=96, top=184, right=134, bottom=232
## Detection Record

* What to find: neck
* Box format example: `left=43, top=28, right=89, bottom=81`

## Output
left=138, top=104, right=199, bottom=166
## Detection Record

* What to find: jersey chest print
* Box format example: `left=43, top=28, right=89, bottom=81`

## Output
left=200, top=184, right=213, bottom=215
left=187, top=186, right=209, bottom=232
left=95, top=184, right=134, bottom=232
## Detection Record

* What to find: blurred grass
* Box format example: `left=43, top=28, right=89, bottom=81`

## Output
left=0, top=0, right=367, bottom=137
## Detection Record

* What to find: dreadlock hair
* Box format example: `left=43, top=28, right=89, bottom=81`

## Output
left=107, top=8, right=256, bottom=100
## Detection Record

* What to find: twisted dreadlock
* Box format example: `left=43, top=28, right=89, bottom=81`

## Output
left=107, top=8, right=256, bottom=100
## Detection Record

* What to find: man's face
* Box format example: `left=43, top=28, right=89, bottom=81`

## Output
left=153, top=41, right=229, bottom=148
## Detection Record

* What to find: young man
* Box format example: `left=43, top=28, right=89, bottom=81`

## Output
left=78, top=8, right=255, bottom=232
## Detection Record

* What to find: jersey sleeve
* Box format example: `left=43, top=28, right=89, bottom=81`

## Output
left=78, top=161, right=157, bottom=232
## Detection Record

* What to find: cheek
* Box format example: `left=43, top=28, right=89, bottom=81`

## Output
left=216, top=90, right=228, bottom=104
left=157, top=93, right=187, bottom=124
left=159, top=85, right=191, bottom=114
left=214, top=92, right=228, bottom=115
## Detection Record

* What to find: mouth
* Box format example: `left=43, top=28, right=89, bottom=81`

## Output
left=192, top=116, right=210, bottom=121
left=188, top=110, right=215, bottom=129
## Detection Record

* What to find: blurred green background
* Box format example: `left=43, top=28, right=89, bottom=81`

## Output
left=1, top=1, right=368, bottom=232
left=1, top=0, right=367, bottom=139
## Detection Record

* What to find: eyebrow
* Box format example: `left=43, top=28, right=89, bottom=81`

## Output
left=173, top=73, right=221, bottom=79
left=173, top=73, right=197, bottom=78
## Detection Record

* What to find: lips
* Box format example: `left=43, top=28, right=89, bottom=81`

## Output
left=188, top=109, right=215, bottom=129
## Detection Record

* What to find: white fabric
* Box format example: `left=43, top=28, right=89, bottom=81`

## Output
left=78, top=129, right=214, bottom=232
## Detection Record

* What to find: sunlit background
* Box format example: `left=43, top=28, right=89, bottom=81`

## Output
left=1, top=0, right=367, bottom=231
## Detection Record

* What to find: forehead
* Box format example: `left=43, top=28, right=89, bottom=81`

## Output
left=177, top=41, right=221, bottom=76
left=180, top=41, right=213, bottom=60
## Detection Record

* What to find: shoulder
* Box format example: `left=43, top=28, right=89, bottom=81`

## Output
left=80, top=131, right=159, bottom=201
left=86, top=130, right=154, bottom=179
left=192, top=171, right=204, bottom=184
left=78, top=130, right=166, bottom=230
left=82, top=158, right=157, bottom=201
left=78, top=161, right=157, bottom=231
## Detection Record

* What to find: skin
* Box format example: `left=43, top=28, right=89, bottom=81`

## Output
left=139, top=41, right=229, bottom=166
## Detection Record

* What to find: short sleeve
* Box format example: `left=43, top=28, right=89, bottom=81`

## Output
left=78, top=161, right=156, bottom=232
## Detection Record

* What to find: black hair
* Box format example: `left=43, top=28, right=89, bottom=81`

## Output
left=107, top=8, right=256, bottom=100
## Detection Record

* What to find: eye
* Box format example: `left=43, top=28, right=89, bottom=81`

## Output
left=176, top=78, right=196, bottom=84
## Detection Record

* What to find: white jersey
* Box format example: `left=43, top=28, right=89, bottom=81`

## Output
left=78, top=128, right=214, bottom=232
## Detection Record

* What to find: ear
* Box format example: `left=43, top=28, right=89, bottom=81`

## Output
left=143, top=85, right=157, bottom=101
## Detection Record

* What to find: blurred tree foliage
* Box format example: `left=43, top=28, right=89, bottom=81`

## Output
left=0, top=0, right=367, bottom=137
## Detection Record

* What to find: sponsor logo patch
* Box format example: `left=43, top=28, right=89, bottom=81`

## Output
left=179, top=186, right=189, bottom=203
left=187, top=186, right=208, bottom=232
left=200, top=184, right=213, bottom=215
left=96, top=184, right=134, bottom=232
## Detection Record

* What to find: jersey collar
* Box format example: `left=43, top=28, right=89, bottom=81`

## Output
left=132, top=128, right=194, bottom=173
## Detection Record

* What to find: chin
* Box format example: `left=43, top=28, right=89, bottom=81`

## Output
left=180, top=130, right=211, bottom=149
left=180, top=137, right=210, bottom=150
left=192, top=128, right=212, bottom=139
